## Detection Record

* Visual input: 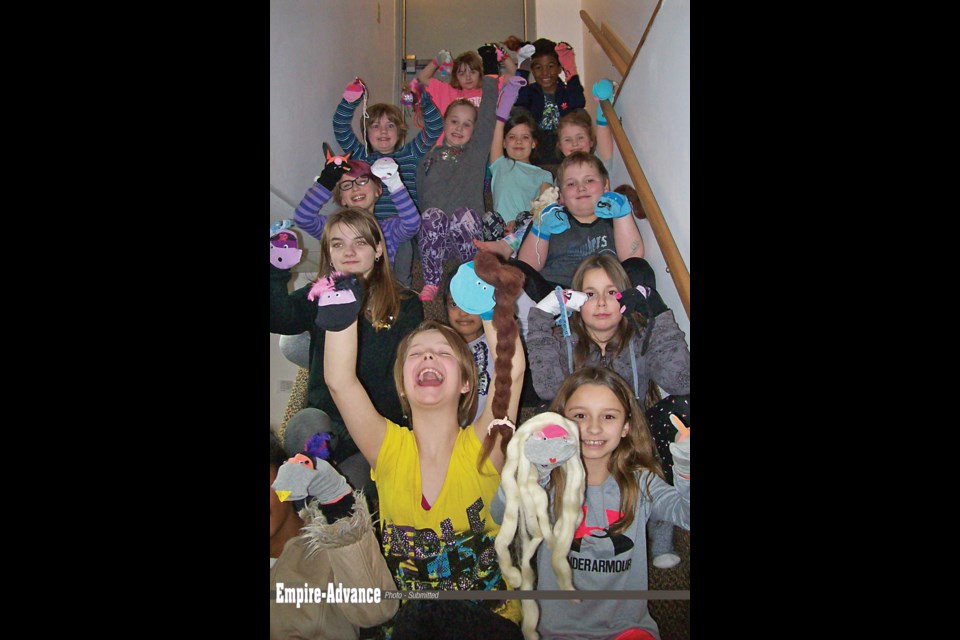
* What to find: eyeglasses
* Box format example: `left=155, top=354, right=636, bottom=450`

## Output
left=339, top=175, right=372, bottom=191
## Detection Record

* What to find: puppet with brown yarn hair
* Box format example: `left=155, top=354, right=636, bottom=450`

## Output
left=474, top=252, right=525, bottom=460
left=450, top=252, right=525, bottom=466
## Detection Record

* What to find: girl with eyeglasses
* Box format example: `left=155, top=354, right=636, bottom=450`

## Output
left=294, top=155, right=421, bottom=268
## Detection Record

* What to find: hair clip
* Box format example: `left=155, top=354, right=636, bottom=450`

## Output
left=487, top=417, right=517, bottom=436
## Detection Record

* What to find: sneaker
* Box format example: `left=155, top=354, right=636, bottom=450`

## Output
left=419, top=284, right=440, bottom=301
left=652, top=552, right=681, bottom=569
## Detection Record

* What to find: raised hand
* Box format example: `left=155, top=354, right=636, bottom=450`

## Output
left=317, top=160, right=350, bottom=190
left=317, top=142, right=352, bottom=190
left=307, top=272, right=365, bottom=331
left=370, top=157, right=404, bottom=193
left=667, top=414, right=690, bottom=477
left=555, top=42, right=578, bottom=79
left=478, top=44, right=500, bottom=76
left=497, top=75, right=527, bottom=122
left=517, top=43, right=536, bottom=70
left=592, top=79, right=615, bottom=125
left=594, top=191, right=631, bottom=219
left=408, top=77, right=424, bottom=101
left=343, top=77, right=365, bottom=103
left=435, top=49, right=453, bottom=77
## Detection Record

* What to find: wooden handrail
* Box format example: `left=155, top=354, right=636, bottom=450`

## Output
left=579, top=10, right=628, bottom=76
left=600, top=99, right=690, bottom=319
left=582, top=4, right=687, bottom=318
left=635, top=1, right=663, bottom=59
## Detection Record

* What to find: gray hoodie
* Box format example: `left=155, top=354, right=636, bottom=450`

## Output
left=492, top=471, right=690, bottom=639
left=526, top=306, right=691, bottom=402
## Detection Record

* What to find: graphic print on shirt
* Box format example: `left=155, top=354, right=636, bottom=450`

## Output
left=568, top=503, right=635, bottom=573
left=381, top=497, right=504, bottom=591
left=473, top=340, right=491, bottom=400
left=540, top=98, right=560, bottom=132
left=562, top=232, right=615, bottom=265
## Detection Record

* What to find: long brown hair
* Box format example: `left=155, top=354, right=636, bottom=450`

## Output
left=392, top=320, right=479, bottom=429
left=317, top=206, right=400, bottom=329
left=549, top=366, right=664, bottom=536
left=569, top=254, right=648, bottom=369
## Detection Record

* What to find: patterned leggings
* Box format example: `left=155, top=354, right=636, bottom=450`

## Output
left=417, top=206, right=484, bottom=286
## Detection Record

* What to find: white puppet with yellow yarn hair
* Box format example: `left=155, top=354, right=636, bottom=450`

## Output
left=494, top=411, right=586, bottom=640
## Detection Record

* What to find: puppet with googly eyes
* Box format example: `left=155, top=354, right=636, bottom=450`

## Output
left=270, top=220, right=304, bottom=269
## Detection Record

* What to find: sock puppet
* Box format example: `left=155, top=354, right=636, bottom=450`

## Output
left=449, top=252, right=526, bottom=462
left=495, top=412, right=586, bottom=640
left=270, top=219, right=303, bottom=269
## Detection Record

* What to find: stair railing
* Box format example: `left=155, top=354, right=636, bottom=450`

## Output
left=580, top=4, right=689, bottom=319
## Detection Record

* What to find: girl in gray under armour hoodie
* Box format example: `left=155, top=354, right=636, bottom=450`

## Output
left=491, top=366, right=690, bottom=640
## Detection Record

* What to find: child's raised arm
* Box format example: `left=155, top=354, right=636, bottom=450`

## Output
left=323, top=317, right=387, bottom=470
left=292, top=157, right=350, bottom=240
left=411, top=89, right=444, bottom=154
left=489, top=75, right=526, bottom=162
left=596, top=121, right=614, bottom=167
left=490, top=120, right=506, bottom=163
left=333, top=77, right=370, bottom=160
left=471, top=58, right=501, bottom=158
left=417, top=49, right=451, bottom=86
left=591, top=79, right=616, bottom=166
left=371, top=158, right=421, bottom=249
left=516, top=227, right=549, bottom=271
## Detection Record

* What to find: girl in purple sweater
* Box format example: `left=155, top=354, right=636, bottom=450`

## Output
left=294, top=153, right=420, bottom=267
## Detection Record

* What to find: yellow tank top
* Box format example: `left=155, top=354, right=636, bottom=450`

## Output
left=372, top=419, right=521, bottom=623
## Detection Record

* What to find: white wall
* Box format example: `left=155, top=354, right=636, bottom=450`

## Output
left=405, top=0, right=528, bottom=63
left=534, top=0, right=584, bottom=64
left=270, top=0, right=399, bottom=430
left=578, top=0, right=690, bottom=345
